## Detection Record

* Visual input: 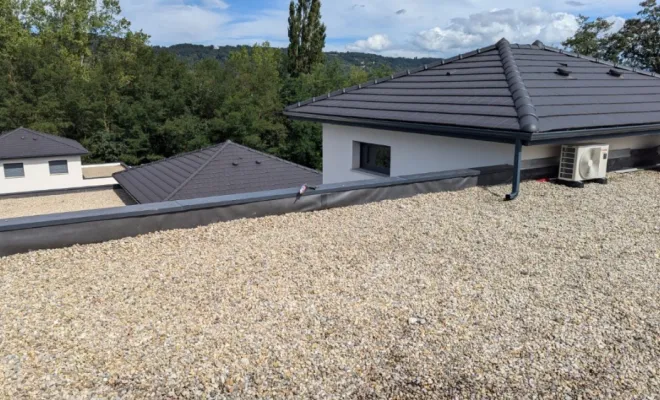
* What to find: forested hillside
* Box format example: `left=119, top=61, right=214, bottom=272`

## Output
left=1, top=0, right=417, bottom=170
left=155, top=43, right=437, bottom=74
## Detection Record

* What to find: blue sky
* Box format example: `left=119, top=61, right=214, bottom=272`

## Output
left=119, top=0, right=641, bottom=57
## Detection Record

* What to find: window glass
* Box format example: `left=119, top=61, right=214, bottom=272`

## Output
left=4, top=163, right=25, bottom=178
left=49, top=160, right=69, bottom=175
left=359, top=143, right=391, bottom=175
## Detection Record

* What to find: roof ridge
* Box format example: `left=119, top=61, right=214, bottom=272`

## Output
left=163, top=141, right=232, bottom=201
left=496, top=38, right=539, bottom=133
left=224, top=141, right=322, bottom=175
left=115, top=142, right=226, bottom=175
left=537, top=43, right=660, bottom=79
left=284, top=44, right=499, bottom=112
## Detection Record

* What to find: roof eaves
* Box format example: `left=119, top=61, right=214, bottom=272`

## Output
left=0, top=151, right=89, bottom=161
left=528, top=122, right=660, bottom=144
left=496, top=38, right=539, bottom=134
left=282, top=111, right=532, bottom=143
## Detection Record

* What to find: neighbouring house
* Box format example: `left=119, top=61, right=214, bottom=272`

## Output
left=113, top=140, right=322, bottom=204
left=0, top=128, right=123, bottom=195
left=284, top=38, right=660, bottom=198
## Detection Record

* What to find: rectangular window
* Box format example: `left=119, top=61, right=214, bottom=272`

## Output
left=3, top=163, right=25, bottom=178
left=359, top=142, right=391, bottom=175
left=49, top=160, right=68, bottom=175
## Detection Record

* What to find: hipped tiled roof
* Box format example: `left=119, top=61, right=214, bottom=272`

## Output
left=285, top=38, right=660, bottom=143
left=114, top=141, right=322, bottom=204
left=0, top=128, right=89, bottom=161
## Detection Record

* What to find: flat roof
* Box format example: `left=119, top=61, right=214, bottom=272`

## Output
left=0, top=188, right=133, bottom=219
left=1, top=170, right=657, bottom=397
left=285, top=38, right=660, bottom=144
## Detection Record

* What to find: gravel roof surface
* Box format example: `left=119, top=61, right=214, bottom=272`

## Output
left=0, top=188, right=133, bottom=219
left=1, top=171, right=659, bottom=398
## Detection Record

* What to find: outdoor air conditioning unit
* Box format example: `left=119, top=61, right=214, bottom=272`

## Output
left=558, top=144, right=609, bottom=186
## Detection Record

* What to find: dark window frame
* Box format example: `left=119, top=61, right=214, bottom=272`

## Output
left=359, top=142, right=391, bottom=176
left=3, top=162, right=25, bottom=178
left=49, top=160, right=69, bottom=175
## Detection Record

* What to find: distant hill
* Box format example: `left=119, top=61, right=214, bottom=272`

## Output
left=154, top=43, right=438, bottom=73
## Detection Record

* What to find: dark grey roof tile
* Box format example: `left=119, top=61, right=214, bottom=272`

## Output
left=360, top=87, right=512, bottom=96
left=285, top=38, right=660, bottom=138
left=114, top=141, right=321, bottom=204
left=532, top=94, right=660, bottom=106
left=308, top=100, right=518, bottom=117
left=0, top=128, right=89, bottom=160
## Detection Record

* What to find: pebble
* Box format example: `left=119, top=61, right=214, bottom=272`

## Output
left=0, top=170, right=659, bottom=398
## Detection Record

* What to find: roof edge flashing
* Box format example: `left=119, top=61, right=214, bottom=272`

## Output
left=497, top=38, right=540, bottom=133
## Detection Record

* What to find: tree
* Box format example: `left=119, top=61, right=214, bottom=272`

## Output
left=287, top=0, right=327, bottom=76
left=0, top=0, right=406, bottom=171
left=562, top=1, right=660, bottom=72
left=215, top=43, right=287, bottom=153
left=611, top=0, right=660, bottom=71
left=562, top=15, right=616, bottom=60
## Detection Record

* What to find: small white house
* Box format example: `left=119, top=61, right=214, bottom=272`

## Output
left=0, top=128, right=119, bottom=195
left=284, top=39, right=660, bottom=198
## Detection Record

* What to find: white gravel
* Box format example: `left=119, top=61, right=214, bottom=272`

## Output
left=0, top=189, right=133, bottom=219
left=1, top=171, right=659, bottom=398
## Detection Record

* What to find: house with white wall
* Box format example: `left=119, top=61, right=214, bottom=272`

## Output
left=0, top=128, right=119, bottom=195
left=284, top=39, right=660, bottom=199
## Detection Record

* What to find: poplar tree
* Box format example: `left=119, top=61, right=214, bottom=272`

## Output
left=287, top=0, right=327, bottom=76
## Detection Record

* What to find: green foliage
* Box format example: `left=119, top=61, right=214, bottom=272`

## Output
left=610, top=0, right=660, bottom=71
left=215, top=44, right=287, bottom=153
left=561, top=15, right=616, bottom=60
left=156, top=43, right=438, bottom=74
left=0, top=0, right=435, bottom=172
left=287, top=0, right=327, bottom=76
left=563, top=1, right=660, bottom=72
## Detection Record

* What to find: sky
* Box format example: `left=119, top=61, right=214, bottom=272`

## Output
left=119, top=0, right=641, bottom=58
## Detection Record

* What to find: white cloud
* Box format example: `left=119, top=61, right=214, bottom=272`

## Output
left=346, top=34, right=392, bottom=52
left=200, top=0, right=230, bottom=10
left=121, top=0, right=231, bottom=44
left=413, top=7, right=581, bottom=52
left=117, top=0, right=630, bottom=58
left=605, top=15, right=626, bottom=34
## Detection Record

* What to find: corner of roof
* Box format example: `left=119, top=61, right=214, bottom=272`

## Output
left=496, top=39, right=540, bottom=134
left=532, top=40, right=545, bottom=49
left=163, top=141, right=231, bottom=201
left=114, top=141, right=228, bottom=177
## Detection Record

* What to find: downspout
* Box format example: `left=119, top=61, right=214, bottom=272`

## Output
left=505, top=139, right=522, bottom=201
left=497, top=38, right=539, bottom=201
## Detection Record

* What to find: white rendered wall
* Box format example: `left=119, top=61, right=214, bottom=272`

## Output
left=322, top=124, right=660, bottom=184
left=0, top=156, right=117, bottom=195
left=322, top=124, right=514, bottom=184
